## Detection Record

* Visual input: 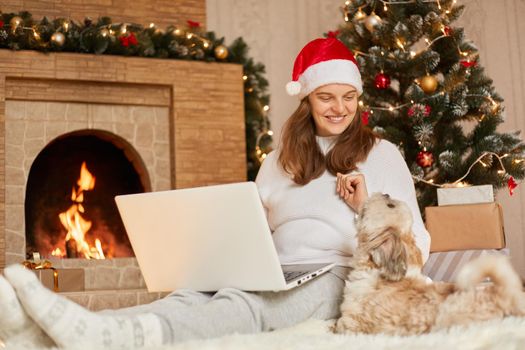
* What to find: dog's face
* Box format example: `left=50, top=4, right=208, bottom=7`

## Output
left=357, top=193, right=413, bottom=235
left=355, top=193, right=420, bottom=281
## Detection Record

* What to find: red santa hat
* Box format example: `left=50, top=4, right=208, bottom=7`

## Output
left=286, top=37, right=363, bottom=99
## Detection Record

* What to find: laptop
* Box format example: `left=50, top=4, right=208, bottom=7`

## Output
left=114, top=181, right=335, bottom=292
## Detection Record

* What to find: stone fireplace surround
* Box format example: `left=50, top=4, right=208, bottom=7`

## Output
left=0, top=49, right=246, bottom=309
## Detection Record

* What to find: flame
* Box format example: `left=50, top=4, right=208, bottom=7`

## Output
left=54, top=162, right=105, bottom=259
left=51, top=247, right=63, bottom=257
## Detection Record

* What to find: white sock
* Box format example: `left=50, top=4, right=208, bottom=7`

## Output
left=4, top=264, right=165, bottom=349
left=0, top=275, right=55, bottom=348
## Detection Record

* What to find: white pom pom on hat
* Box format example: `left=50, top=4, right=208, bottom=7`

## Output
left=286, top=37, right=363, bottom=99
left=286, top=81, right=302, bottom=96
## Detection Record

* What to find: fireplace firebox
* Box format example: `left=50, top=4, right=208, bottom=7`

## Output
left=25, top=130, right=151, bottom=260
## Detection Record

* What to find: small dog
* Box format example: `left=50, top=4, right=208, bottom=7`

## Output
left=334, top=193, right=525, bottom=336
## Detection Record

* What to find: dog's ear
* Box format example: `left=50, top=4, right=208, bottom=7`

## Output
left=368, top=227, right=407, bottom=281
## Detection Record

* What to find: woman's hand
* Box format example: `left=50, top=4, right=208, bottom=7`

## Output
left=336, top=172, right=368, bottom=212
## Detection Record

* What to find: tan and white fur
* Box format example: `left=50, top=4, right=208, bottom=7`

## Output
left=334, top=193, right=525, bottom=335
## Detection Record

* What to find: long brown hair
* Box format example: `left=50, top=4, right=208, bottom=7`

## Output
left=278, top=98, right=377, bottom=185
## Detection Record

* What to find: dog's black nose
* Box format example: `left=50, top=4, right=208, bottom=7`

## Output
left=382, top=193, right=390, bottom=198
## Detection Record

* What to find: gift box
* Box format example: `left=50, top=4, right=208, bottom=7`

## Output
left=423, top=248, right=510, bottom=282
left=437, top=185, right=494, bottom=206
left=425, top=202, right=505, bottom=252
left=32, top=268, right=85, bottom=292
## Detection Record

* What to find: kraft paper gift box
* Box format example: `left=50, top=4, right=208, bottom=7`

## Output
left=32, top=268, right=85, bottom=292
left=425, top=202, right=505, bottom=253
left=422, top=248, right=510, bottom=282
left=437, top=185, right=494, bottom=206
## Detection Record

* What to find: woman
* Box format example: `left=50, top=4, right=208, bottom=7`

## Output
left=0, top=37, right=430, bottom=349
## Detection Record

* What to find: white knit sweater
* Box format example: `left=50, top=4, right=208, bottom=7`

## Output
left=255, top=137, right=430, bottom=266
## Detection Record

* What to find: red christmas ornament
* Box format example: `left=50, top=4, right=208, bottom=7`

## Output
left=460, top=60, right=477, bottom=68
left=407, top=104, right=431, bottom=117
left=443, top=26, right=452, bottom=36
left=374, top=73, right=391, bottom=89
left=0, top=20, right=4, bottom=29
left=361, top=110, right=370, bottom=125
left=187, top=20, right=201, bottom=28
left=128, top=32, right=138, bottom=46
left=119, top=35, right=129, bottom=47
left=327, top=30, right=340, bottom=38
left=416, top=150, right=434, bottom=168
left=119, top=32, right=138, bottom=47
left=508, top=176, right=518, bottom=196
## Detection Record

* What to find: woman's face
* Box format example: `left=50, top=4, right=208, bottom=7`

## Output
left=308, top=84, right=359, bottom=137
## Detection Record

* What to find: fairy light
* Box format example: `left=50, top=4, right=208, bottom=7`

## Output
left=120, top=24, right=127, bottom=35
left=396, top=38, right=405, bottom=51
left=203, top=40, right=210, bottom=48
left=354, top=8, right=366, bottom=20
left=149, top=23, right=155, bottom=28
left=242, top=75, right=248, bottom=81
left=186, top=33, right=193, bottom=39
left=255, top=129, right=274, bottom=163
left=263, top=105, right=270, bottom=112
left=413, top=151, right=512, bottom=188
left=32, top=28, right=40, bottom=40
left=63, top=20, right=70, bottom=31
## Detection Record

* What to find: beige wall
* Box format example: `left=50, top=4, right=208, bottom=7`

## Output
left=207, top=0, right=525, bottom=278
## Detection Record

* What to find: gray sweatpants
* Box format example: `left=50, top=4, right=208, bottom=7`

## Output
left=104, top=267, right=347, bottom=344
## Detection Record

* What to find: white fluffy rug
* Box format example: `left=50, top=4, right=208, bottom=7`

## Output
left=166, top=317, right=525, bottom=350
left=11, top=317, right=525, bottom=349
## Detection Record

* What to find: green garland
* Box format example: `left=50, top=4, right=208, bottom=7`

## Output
left=0, top=11, right=272, bottom=180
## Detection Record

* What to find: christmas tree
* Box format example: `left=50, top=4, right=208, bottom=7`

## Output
left=336, top=0, right=525, bottom=211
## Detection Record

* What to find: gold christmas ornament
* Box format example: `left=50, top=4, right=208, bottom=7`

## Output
left=420, top=74, right=438, bottom=94
left=354, top=8, right=366, bottom=21
left=214, top=45, right=229, bottom=59
left=364, top=12, right=382, bottom=33
left=10, top=16, right=23, bottom=31
left=171, top=28, right=185, bottom=38
left=51, top=32, right=66, bottom=46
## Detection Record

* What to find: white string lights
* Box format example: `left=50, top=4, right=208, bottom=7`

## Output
left=255, top=104, right=274, bottom=163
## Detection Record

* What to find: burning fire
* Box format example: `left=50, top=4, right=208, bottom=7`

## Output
left=52, top=162, right=105, bottom=259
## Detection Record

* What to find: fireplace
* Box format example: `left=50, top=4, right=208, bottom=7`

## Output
left=0, top=50, right=246, bottom=309
left=25, top=130, right=150, bottom=260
